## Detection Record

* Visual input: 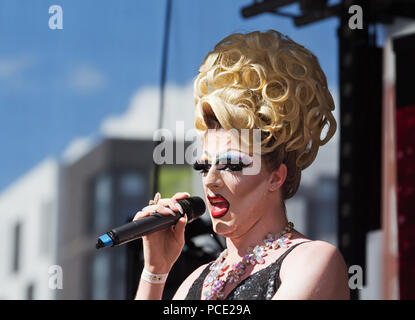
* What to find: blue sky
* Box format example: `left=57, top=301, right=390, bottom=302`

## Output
left=0, top=0, right=339, bottom=191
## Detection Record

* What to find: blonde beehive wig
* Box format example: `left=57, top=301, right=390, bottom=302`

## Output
left=194, top=30, right=337, bottom=199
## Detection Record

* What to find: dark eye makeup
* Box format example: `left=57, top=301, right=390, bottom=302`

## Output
left=192, top=158, right=250, bottom=174
left=192, top=161, right=211, bottom=174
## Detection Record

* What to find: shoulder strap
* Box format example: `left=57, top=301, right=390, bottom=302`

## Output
left=269, top=240, right=313, bottom=290
left=184, top=262, right=212, bottom=300
left=274, top=240, right=313, bottom=266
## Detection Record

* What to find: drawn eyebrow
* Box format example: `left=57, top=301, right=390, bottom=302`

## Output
left=198, top=150, right=252, bottom=168
left=216, top=154, right=242, bottom=164
left=201, top=149, right=249, bottom=159
left=216, top=150, right=253, bottom=165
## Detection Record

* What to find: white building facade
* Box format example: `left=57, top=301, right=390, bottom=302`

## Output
left=0, top=158, right=59, bottom=299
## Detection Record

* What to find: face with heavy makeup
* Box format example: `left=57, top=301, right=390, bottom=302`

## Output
left=193, top=129, right=280, bottom=239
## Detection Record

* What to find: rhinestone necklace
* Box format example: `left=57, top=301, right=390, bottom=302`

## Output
left=203, top=222, right=294, bottom=300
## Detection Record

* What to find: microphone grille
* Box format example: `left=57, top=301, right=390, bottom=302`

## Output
left=177, top=196, right=206, bottom=223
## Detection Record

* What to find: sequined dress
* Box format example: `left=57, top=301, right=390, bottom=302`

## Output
left=185, top=241, right=312, bottom=300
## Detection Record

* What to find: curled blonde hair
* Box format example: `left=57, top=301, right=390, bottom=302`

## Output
left=194, top=30, right=337, bottom=199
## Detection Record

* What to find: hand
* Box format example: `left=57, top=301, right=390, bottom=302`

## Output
left=133, top=192, right=190, bottom=274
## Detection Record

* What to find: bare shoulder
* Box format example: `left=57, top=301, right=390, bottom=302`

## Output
left=172, top=262, right=210, bottom=300
left=277, top=240, right=350, bottom=299
left=286, top=240, right=345, bottom=265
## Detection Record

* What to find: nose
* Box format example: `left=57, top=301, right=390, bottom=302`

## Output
left=204, top=165, right=223, bottom=190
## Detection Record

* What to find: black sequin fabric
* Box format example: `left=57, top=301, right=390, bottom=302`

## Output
left=184, top=241, right=312, bottom=300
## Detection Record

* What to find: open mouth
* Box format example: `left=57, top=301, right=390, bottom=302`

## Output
left=207, top=194, right=230, bottom=218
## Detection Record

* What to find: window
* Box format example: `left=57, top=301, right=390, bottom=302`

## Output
left=93, top=173, right=113, bottom=233
left=26, top=283, right=35, bottom=300
left=119, top=172, right=145, bottom=198
left=116, top=172, right=146, bottom=225
left=12, top=222, right=21, bottom=273
left=91, top=251, right=111, bottom=300
left=40, top=200, right=54, bottom=256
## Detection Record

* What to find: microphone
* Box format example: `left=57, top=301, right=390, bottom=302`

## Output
left=95, top=196, right=206, bottom=249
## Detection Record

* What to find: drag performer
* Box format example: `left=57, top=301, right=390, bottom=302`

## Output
left=135, top=30, right=350, bottom=300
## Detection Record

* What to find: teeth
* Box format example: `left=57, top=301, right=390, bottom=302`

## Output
left=210, top=198, right=226, bottom=204
left=208, top=195, right=227, bottom=204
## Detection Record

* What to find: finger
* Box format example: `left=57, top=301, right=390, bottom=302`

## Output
left=134, top=204, right=175, bottom=221
left=172, top=192, right=191, bottom=201
left=142, top=204, right=175, bottom=216
left=141, top=204, right=162, bottom=212
left=133, top=211, right=147, bottom=221
left=155, top=192, right=189, bottom=209
left=133, top=207, right=160, bottom=220
left=167, top=198, right=184, bottom=215
left=165, top=193, right=190, bottom=213
left=154, top=204, right=177, bottom=216
left=153, top=192, right=161, bottom=203
left=173, top=214, right=187, bottom=242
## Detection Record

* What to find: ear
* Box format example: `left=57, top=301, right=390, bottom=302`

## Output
left=268, top=164, right=287, bottom=192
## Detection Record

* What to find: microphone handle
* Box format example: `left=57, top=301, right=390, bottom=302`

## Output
left=110, top=212, right=182, bottom=246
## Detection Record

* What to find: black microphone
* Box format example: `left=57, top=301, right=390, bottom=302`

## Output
left=95, top=196, right=206, bottom=249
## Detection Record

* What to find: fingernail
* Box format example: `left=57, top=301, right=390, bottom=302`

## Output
left=154, top=192, right=161, bottom=201
left=166, top=207, right=176, bottom=216
left=184, top=192, right=190, bottom=196
left=175, top=203, right=184, bottom=214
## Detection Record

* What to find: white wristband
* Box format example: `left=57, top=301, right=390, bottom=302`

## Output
left=141, top=269, right=169, bottom=284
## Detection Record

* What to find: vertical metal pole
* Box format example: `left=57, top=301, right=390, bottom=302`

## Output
left=152, top=0, right=173, bottom=197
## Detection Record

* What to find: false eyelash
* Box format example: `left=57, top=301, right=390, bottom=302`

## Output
left=219, top=162, right=250, bottom=172
left=192, top=162, right=211, bottom=173
left=192, top=160, right=250, bottom=174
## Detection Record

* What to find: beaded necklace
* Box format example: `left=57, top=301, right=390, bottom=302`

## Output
left=203, top=222, right=294, bottom=300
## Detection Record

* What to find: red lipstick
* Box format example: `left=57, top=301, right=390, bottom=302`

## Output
left=207, top=194, right=229, bottom=218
